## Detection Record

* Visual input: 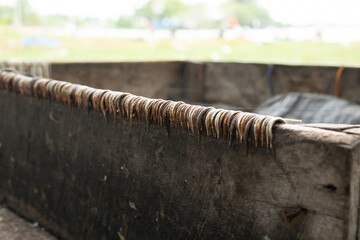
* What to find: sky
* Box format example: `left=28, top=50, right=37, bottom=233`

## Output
left=1, top=0, right=360, bottom=26
left=258, top=0, right=360, bottom=26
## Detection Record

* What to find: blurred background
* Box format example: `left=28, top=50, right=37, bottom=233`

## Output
left=0, top=0, right=359, bottom=65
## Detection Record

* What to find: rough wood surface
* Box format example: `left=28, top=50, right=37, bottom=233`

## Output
left=0, top=206, right=57, bottom=240
left=50, top=62, right=185, bottom=100
left=272, top=65, right=360, bottom=104
left=1, top=92, right=360, bottom=240
left=48, top=62, right=360, bottom=109
left=203, top=62, right=271, bottom=109
left=182, top=62, right=205, bottom=102
left=202, top=63, right=360, bottom=108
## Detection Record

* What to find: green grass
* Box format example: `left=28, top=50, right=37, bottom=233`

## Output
left=1, top=27, right=360, bottom=65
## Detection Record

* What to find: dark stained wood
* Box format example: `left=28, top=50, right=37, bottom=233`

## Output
left=274, top=65, right=360, bottom=102
left=202, top=62, right=271, bottom=109
left=49, top=62, right=360, bottom=109
left=0, top=206, right=57, bottom=240
left=202, top=63, right=360, bottom=108
left=50, top=62, right=185, bottom=101
left=182, top=62, right=205, bottom=102
left=1, top=92, right=360, bottom=239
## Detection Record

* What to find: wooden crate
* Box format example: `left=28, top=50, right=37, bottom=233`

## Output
left=1, top=62, right=360, bottom=240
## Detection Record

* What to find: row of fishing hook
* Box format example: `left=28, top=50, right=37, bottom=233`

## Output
left=0, top=70, right=285, bottom=151
left=0, top=61, right=50, bottom=79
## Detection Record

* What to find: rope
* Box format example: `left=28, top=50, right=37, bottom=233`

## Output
left=335, top=67, right=344, bottom=98
left=0, top=71, right=285, bottom=151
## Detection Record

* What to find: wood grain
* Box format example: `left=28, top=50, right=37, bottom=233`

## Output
left=1, top=92, right=360, bottom=239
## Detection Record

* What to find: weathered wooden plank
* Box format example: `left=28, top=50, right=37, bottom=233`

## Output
left=48, top=62, right=360, bottom=109
left=50, top=62, right=185, bottom=100
left=271, top=65, right=360, bottom=102
left=348, top=143, right=360, bottom=240
left=0, top=206, right=57, bottom=240
left=271, top=65, right=337, bottom=95
left=182, top=62, right=205, bottom=102
left=202, top=62, right=271, bottom=109
left=201, top=62, right=360, bottom=108
left=1, top=92, right=360, bottom=239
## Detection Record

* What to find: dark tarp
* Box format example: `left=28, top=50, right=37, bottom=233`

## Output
left=255, top=92, right=360, bottom=124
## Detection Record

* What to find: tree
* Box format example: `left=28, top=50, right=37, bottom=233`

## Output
left=114, top=16, right=139, bottom=28
left=14, top=0, right=41, bottom=26
left=0, top=6, right=13, bottom=25
left=135, top=0, right=189, bottom=26
left=182, top=3, right=223, bottom=29
left=222, top=0, right=273, bottom=27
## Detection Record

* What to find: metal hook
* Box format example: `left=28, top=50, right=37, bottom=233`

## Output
left=335, top=67, right=344, bottom=98
left=0, top=66, right=35, bottom=78
left=0, top=71, right=287, bottom=152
